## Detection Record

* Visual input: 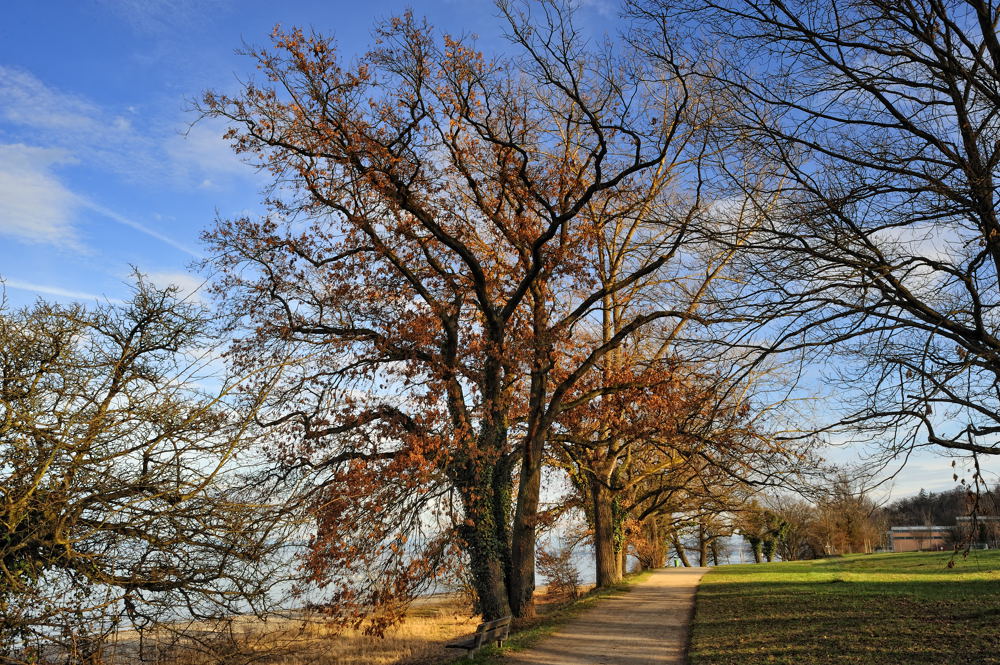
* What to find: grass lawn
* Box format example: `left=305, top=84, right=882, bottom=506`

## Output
left=689, top=550, right=1000, bottom=665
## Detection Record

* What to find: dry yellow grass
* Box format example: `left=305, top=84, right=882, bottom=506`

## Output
left=90, top=586, right=590, bottom=665
left=97, top=594, right=479, bottom=665
left=260, top=598, right=482, bottom=665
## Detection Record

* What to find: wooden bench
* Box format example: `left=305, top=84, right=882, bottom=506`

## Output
left=445, top=616, right=512, bottom=658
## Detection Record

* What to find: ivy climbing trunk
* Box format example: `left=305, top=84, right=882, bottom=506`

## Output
left=455, top=416, right=513, bottom=622
left=457, top=466, right=512, bottom=620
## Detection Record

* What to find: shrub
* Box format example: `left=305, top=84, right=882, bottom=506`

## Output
left=536, top=546, right=582, bottom=601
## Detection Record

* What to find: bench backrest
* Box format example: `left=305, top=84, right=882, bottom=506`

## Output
left=472, top=616, right=511, bottom=648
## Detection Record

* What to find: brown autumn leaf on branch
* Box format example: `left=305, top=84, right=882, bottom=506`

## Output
left=197, top=2, right=732, bottom=629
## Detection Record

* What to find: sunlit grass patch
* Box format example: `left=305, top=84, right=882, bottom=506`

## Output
left=104, top=595, right=481, bottom=665
left=689, top=551, right=1000, bottom=665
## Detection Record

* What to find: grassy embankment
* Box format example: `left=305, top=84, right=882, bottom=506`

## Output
left=689, top=550, right=1000, bottom=665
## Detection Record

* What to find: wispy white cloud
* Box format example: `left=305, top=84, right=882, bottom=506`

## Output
left=82, top=199, right=203, bottom=258
left=0, top=62, right=234, bottom=257
left=878, top=456, right=976, bottom=500
left=2, top=278, right=121, bottom=303
left=164, top=119, right=250, bottom=188
left=96, top=0, right=231, bottom=34
left=0, top=65, right=253, bottom=187
left=575, top=0, right=616, bottom=17
left=0, top=68, right=102, bottom=133
left=145, top=270, right=208, bottom=302
left=870, top=222, right=971, bottom=297
left=0, top=66, right=159, bottom=177
left=0, top=140, right=202, bottom=256
left=0, top=144, right=81, bottom=247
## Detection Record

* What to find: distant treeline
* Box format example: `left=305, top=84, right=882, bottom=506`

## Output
left=731, top=480, right=1000, bottom=563
left=880, top=486, right=1000, bottom=527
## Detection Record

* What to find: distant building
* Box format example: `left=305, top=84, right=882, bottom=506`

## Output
left=888, top=526, right=952, bottom=552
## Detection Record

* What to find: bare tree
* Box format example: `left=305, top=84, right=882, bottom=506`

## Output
left=765, top=495, right=819, bottom=561
left=810, top=474, right=886, bottom=554
left=630, top=0, right=1000, bottom=466
left=0, top=279, right=289, bottom=663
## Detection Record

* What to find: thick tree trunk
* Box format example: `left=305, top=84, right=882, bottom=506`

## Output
left=466, top=531, right=512, bottom=620
left=672, top=533, right=692, bottom=567
left=509, top=297, right=556, bottom=619
left=645, top=518, right=666, bottom=568
left=710, top=538, right=720, bottom=566
left=493, top=452, right=515, bottom=599
left=509, top=434, right=544, bottom=618
left=456, top=418, right=513, bottom=621
left=460, top=481, right=512, bottom=621
left=698, top=522, right=709, bottom=567
left=591, top=479, right=621, bottom=586
left=749, top=537, right=763, bottom=563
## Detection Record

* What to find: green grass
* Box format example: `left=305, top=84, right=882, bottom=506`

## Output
left=466, top=570, right=654, bottom=664
left=689, top=550, right=1000, bottom=665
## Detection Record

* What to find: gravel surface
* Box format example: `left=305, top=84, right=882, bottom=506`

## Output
left=506, top=568, right=707, bottom=665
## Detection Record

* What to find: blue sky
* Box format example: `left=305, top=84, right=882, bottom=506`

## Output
left=0, top=0, right=989, bottom=502
left=0, top=0, right=615, bottom=304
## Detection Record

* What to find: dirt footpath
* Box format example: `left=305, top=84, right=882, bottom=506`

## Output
left=506, top=568, right=707, bottom=665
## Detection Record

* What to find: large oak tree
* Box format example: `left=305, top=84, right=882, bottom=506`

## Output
left=201, top=4, right=712, bottom=624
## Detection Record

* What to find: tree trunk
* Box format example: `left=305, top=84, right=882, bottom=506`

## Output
left=710, top=538, right=720, bottom=566
left=460, top=480, right=512, bottom=621
left=456, top=419, right=513, bottom=621
left=466, top=532, right=511, bottom=621
left=671, top=532, right=692, bottom=567
left=510, top=297, right=555, bottom=619
left=509, top=433, right=544, bottom=618
left=591, top=478, right=621, bottom=586
left=616, top=540, right=627, bottom=578
left=748, top=537, right=763, bottom=564
left=698, top=522, right=709, bottom=567
left=645, top=518, right=666, bottom=568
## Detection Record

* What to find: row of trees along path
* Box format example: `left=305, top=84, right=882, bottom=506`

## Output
left=13, top=0, right=1000, bottom=657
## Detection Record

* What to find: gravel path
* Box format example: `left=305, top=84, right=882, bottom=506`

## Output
left=506, top=567, right=707, bottom=665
